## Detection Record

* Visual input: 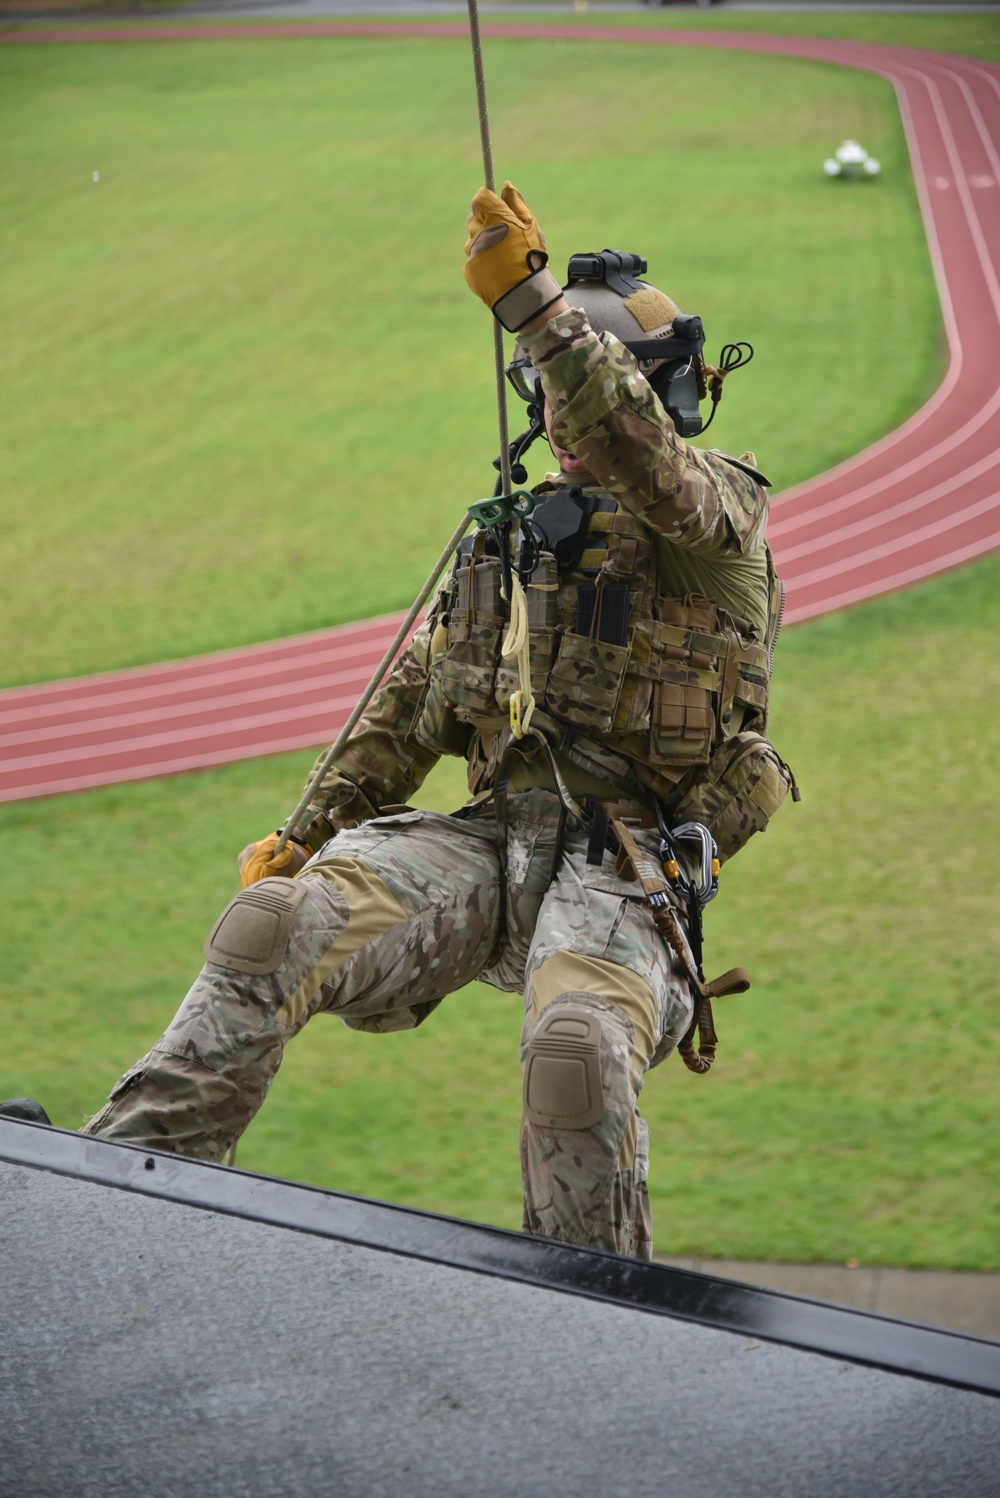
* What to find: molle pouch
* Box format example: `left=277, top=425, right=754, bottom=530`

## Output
left=648, top=595, right=725, bottom=768
left=546, top=631, right=630, bottom=733
left=440, top=618, right=504, bottom=715
left=441, top=556, right=505, bottom=716
left=660, top=593, right=718, bottom=635
left=734, top=640, right=770, bottom=731
left=576, top=582, right=630, bottom=647
left=670, top=731, right=793, bottom=863
left=453, top=554, right=505, bottom=620
left=650, top=682, right=715, bottom=766
left=495, top=628, right=557, bottom=714
left=501, top=554, right=559, bottom=708
left=525, top=553, right=559, bottom=630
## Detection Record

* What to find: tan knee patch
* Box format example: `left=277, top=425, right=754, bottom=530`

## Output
left=273, top=859, right=407, bottom=1029
left=204, top=879, right=307, bottom=976
left=530, top=951, right=657, bottom=1064
left=523, top=1004, right=605, bottom=1130
left=530, top=951, right=658, bottom=1168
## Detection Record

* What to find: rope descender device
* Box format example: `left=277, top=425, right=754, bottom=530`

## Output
left=468, top=489, right=535, bottom=528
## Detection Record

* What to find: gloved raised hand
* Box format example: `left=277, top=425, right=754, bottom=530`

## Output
left=464, top=182, right=563, bottom=332
left=237, top=831, right=313, bottom=888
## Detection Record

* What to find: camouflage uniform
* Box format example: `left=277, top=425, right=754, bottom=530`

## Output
left=86, top=308, right=792, bottom=1259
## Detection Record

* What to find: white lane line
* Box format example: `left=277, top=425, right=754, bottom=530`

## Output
left=0, top=609, right=409, bottom=704
left=770, top=383, right=1000, bottom=540
left=786, top=527, right=1000, bottom=624
left=772, top=60, right=998, bottom=536
left=776, top=446, right=1000, bottom=565
left=0, top=691, right=367, bottom=774
left=939, top=65, right=1000, bottom=185
left=0, top=733, right=345, bottom=802
left=787, top=487, right=1000, bottom=591
left=768, top=57, right=965, bottom=505
left=915, top=60, right=1000, bottom=317
left=0, top=661, right=385, bottom=750
left=0, top=623, right=408, bottom=725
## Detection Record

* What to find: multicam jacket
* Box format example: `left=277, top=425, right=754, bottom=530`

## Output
left=299, top=308, right=792, bottom=863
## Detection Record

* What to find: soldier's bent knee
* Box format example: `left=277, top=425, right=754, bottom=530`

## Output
left=523, top=1001, right=605, bottom=1129
left=203, top=877, right=308, bottom=975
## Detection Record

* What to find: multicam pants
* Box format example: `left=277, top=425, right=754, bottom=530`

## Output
left=84, top=789, right=697, bottom=1259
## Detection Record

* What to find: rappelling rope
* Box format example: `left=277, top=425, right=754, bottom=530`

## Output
left=272, top=2, right=528, bottom=856
left=466, top=0, right=536, bottom=739
left=466, top=0, right=513, bottom=501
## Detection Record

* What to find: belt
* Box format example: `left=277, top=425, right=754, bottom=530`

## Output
left=592, top=796, right=658, bottom=830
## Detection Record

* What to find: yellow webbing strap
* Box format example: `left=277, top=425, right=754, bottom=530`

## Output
left=502, top=571, right=536, bottom=738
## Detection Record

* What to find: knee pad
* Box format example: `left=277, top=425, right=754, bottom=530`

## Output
left=523, top=1000, right=605, bottom=1130
left=203, top=877, right=308, bottom=976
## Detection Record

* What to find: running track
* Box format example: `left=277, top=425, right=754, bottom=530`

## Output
left=2, top=22, right=998, bottom=803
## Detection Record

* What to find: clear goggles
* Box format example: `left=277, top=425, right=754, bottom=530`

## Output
left=505, top=355, right=541, bottom=405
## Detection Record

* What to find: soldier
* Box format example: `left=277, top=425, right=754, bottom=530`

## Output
left=9, top=186, right=794, bottom=1259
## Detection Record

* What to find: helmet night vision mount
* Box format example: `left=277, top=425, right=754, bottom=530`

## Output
left=505, top=248, right=753, bottom=446
left=565, top=249, right=707, bottom=438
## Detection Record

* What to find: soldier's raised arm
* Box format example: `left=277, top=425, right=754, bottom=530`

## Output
left=520, top=308, right=767, bottom=559
left=462, top=183, right=767, bottom=558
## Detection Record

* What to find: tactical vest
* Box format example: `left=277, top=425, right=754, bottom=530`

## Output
left=412, top=482, right=790, bottom=848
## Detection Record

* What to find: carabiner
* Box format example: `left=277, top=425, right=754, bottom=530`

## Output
left=664, top=821, right=720, bottom=908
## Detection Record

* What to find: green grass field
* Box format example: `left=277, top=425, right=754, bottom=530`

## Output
left=1, top=32, right=941, bottom=684
left=2, top=20, right=997, bottom=1268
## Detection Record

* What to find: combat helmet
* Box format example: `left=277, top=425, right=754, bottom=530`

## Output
left=507, top=249, right=750, bottom=439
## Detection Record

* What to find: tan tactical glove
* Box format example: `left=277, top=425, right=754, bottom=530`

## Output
left=238, top=831, right=312, bottom=888
left=464, top=182, right=563, bottom=332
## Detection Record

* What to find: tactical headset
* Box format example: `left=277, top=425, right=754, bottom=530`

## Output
left=505, top=249, right=752, bottom=443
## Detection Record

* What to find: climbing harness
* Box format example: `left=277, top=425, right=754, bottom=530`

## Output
left=607, top=815, right=750, bottom=1075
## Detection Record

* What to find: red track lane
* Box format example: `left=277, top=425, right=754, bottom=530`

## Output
left=1, top=24, right=998, bottom=803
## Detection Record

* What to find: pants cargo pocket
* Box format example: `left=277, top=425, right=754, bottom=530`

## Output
left=80, top=1055, right=152, bottom=1137
left=108, top=1057, right=150, bottom=1102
